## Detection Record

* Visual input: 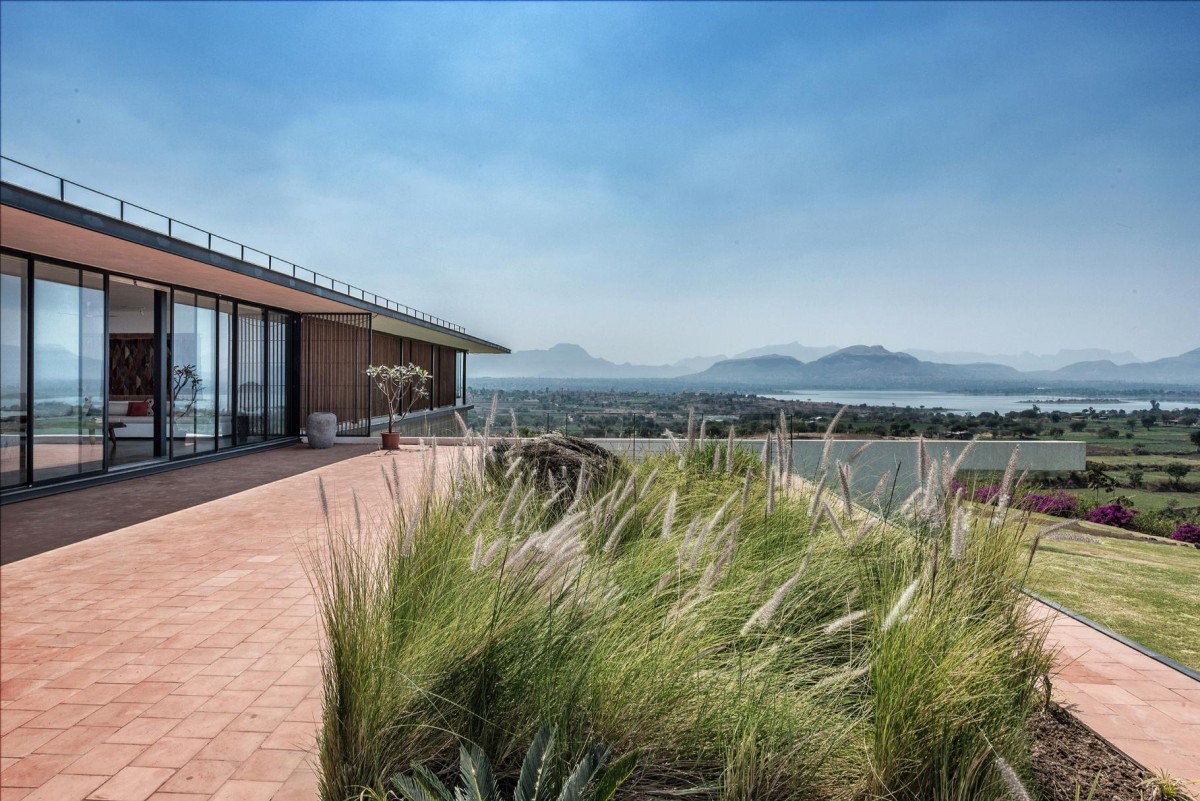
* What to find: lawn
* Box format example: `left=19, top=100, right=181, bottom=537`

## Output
left=1026, top=535, right=1200, bottom=670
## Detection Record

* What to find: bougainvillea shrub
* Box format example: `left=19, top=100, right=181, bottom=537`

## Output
left=1086, top=503, right=1137, bottom=529
left=1171, top=522, right=1200, bottom=544
left=1018, top=491, right=1079, bottom=517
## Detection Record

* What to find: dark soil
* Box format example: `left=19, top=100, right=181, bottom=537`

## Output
left=1029, top=703, right=1161, bottom=801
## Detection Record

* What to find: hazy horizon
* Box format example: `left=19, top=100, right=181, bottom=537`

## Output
left=2, top=2, right=1197, bottom=364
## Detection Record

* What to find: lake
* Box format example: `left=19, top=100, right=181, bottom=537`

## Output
left=759, top=390, right=1198, bottom=415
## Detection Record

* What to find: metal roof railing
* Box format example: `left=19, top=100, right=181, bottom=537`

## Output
left=0, top=155, right=467, bottom=333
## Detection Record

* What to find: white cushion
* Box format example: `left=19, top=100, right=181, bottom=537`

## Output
left=108, top=401, right=129, bottom=416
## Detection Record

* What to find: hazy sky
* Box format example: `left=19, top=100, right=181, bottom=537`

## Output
left=2, top=2, right=1197, bottom=364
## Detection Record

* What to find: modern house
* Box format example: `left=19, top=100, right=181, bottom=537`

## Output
left=0, top=157, right=507, bottom=501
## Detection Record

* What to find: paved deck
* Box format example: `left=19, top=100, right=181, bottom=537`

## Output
left=1, top=446, right=427, bottom=801
left=1, top=444, right=377, bottom=565
left=1034, top=603, right=1200, bottom=782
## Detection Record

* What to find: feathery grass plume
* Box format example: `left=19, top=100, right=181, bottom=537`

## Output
left=463, top=498, right=489, bottom=542
left=838, top=462, right=854, bottom=520
left=470, top=531, right=485, bottom=571
left=993, top=756, right=1033, bottom=801
left=725, top=425, right=736, bottom=474
left=509, top=409, right=519, bottom=440
left=699, top=529, right=738, bottom=592
left=709, top=513, right=742, bottom=555
left=950, top=490, right=967, bottom=561
left=822, top=609, right=867, bottom=635
left=818, top=405, right=848, bottom=472
left=699, top=417, right=707, bottom=445
left=806, top=501, right=826, bottom=539
left=1044, top=532, right=1103, bottom=545
left=850, top=517, right=879, bottom=548
left=739, top=573, right=800, bottom=634
left=510, top=485, right=537, bottom=529
left=678, top=515, right=701, bottom=569
left=1026, top=519, right=1081, bottom=567
left=495, top=478, right=521, bottom=528
left=602, top=505, right=638, bottom=553
left=661, top=490, right=678, bottom=539
left=741, top=467, right=753, bottom=510
left=712, top=445, right=721, bottom=473
left=565, top=466, right=591, bottom=514
left=391, top=459, right=402, bottom=500
left=814, top=663, right=870, bottom=689
left=869, top=472, right=891, bottom=507
left=352, top=490, right=362, bottom=536
left=640, top=467, right=660, bottom=497
left=541, top=485, right=569, bottom=510
left=652, top=570, right=676, bottom=596
left=664, top=429, right=681, bottom=455
left=454, top=411, right=470, bottom=438
left=686, top=407, right=696, bottom=450
left=846, top=441, right=871, bottom=466
left=821, top=500, right=847, bottom=543
left=999, top=445, right=1020, bottom=502
left=378, top=464, right=396, bottom=502
left=486, top=393, right=498, bottom=433
left=481, top=537, right=507, bottom=568
left=946, top=437, right=978, bottom=492
left=760, top=436, right=770, bottom=471
left=766, top=469, right=776, bottom=516
left=807, top=471, right=828, bottom=518
left=316, top=476, right=330, bottom=521
left=401, top=502, right=421, bottom=557
left=503, top=455, right=525, bottom=480
left=645, top=494, right=667, bottom=523
left=917, top=436, right=929, bottom=490
left=882, top=578, right=920, bottom=631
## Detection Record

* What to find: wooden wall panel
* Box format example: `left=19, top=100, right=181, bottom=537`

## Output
left=300, top=314, right=371, bottom=434
left=407, top=340, right=434, bottom=412
left=370, top=331, right=404, bottom=416
left=436, top=346, right=457, bottom=408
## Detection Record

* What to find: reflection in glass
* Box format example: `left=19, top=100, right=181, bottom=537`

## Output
left=238, top=305, right=265, bottom=444
left=171, top=291, right=218, bottom=457
left=32, top=263, right=105, bottom=482
left=218, top=300, right=234, bottom=450
left=267, top=311, right=289, bottom=437
left=1, top=255, right=28, bottom=488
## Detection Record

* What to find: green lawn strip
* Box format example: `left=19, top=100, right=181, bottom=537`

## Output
left=1025, top=535, right=1200, bottom=670
left=1061, top=487, right=1200, bottom=513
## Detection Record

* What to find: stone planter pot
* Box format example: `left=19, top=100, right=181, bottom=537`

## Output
left=380, top=431, right=401, bottom=450
left=306, top=412, right=337, bottom=449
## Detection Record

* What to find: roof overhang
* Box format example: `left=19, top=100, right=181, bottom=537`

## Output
left=0, top=182, right=508, bottom=354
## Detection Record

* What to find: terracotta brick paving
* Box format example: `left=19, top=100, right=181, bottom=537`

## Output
left=1, top=446, right=430, bottom=801
left=1033, top=602, right=1200, bottom=782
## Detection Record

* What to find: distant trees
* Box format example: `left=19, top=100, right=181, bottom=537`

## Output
left=1164, top=462, right=1192, bottom=489
left=1191, top=430, right=1200, bottom=452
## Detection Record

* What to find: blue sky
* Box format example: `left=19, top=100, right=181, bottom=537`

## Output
left=2, top=1, right=1197, bottom=364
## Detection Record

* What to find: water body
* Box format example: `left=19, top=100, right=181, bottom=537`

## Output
left=760, top=390, right=1198, bottom=415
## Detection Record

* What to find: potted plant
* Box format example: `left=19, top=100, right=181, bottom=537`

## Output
left=366, top=362, right=431, bottom=450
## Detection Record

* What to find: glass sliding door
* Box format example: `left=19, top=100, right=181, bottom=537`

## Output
left=267, top=310, right=289, bottom=438
left=1, top=255, right=29, bottom=488
left=237, top=305, right=266, bottom=444
left=171, top=291, right=218, bottom=457
left=31, top=262, right=105, bottom=482
left=218, top=300, right=235, bottom=450
left=107, top=277, right=167, bottom=469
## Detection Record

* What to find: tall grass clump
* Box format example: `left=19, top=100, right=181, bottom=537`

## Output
left=310, top=425, right=1051, bottom=801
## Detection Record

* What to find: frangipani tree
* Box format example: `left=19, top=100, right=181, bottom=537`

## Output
left=366, top=363, right=431, bottom=434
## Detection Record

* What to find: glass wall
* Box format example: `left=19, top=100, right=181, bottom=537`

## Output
left=267, top=311, right=289, bottom=437
left=456, top=351, right=465, bottom=406
left=170, top=291, right=218, bottom=457
left=0, top=248, right=298, bottom=495
left=237, top=305, right=266, bottom=445
left=1, top=255, right=28, bottom=488
left=218, top=300, right=235, bottom=451
left=31, top=262, right=105, bottom=482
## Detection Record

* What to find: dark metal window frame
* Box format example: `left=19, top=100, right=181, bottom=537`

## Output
left=0, top=246, right=300, bottom=495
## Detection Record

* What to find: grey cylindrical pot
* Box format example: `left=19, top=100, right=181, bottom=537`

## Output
left=306, top=412, right=337, bottom=449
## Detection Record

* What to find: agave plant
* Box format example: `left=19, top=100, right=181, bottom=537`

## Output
left=388, top=727, right=636, bottom=801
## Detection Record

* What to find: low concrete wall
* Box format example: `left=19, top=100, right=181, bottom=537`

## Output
left=590, top=438, right=1086, bottom=501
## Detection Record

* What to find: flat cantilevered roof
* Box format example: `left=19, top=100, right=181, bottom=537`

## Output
left=0, top=161, right=508, bottom=355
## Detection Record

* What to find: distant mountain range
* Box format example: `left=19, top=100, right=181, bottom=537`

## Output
left=470, top=343, right=1200, bottom=391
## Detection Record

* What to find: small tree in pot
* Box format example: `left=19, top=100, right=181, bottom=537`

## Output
left=366, top=363, right=431, bottom=450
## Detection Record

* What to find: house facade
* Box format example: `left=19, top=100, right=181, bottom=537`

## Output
left=0, top=157, right=506, bottom=501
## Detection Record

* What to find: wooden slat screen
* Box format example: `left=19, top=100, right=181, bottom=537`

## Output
left=369, top=331, right=404, bottom=417
left=407, top=340, right=434, bottom=412
left=436, top=346, right=457, bottom=408
left=300, top=313, right=371, bottom=434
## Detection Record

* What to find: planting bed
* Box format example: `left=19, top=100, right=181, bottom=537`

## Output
left=1028, top=704, right=1153, bottom=801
